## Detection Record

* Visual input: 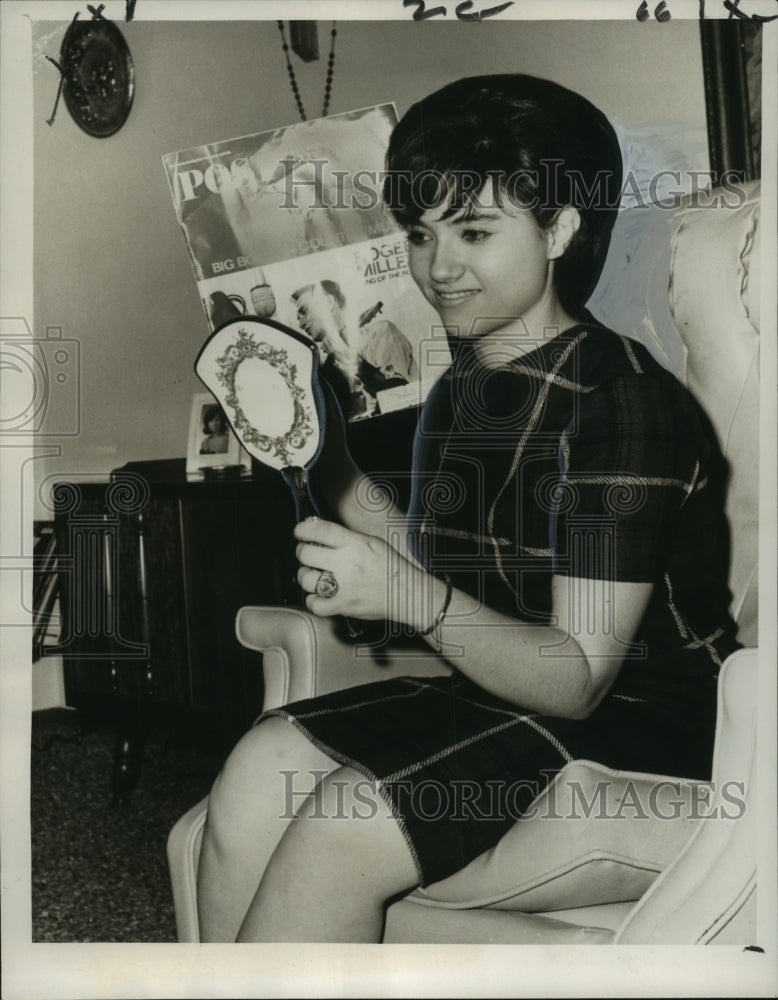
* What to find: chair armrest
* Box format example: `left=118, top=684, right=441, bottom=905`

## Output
left=166, top=796, right=209, bottom=943
left=236, top=606, right=452, bottom=712
left=615, top=648, right=759, bottom=944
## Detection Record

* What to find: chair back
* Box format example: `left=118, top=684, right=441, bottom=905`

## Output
left=589, top=182, right=761, bottom=645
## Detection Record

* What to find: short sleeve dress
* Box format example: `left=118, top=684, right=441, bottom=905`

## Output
left=262, top=323, right=741, bottom=887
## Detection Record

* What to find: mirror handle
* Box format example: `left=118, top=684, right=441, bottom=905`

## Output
left=281, top=466, right=363, bottom=640
left=281, top=466, right=321, bottom=522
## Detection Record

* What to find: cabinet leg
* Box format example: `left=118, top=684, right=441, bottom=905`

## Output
left=111, top=728, right=144, bottom=806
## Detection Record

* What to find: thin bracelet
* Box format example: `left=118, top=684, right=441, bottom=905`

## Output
left=419, top=574, right=452, bottom=646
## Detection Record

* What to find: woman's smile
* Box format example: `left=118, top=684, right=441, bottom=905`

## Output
left=432, top=286, right=481, bottom=306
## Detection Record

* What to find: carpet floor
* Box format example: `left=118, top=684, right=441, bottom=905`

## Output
left=31, top=713, right=223, bottom=942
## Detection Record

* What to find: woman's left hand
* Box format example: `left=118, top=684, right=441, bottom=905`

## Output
left=294, top=517, right=424, bottom=626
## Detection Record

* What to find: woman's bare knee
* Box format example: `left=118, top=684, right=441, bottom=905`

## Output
left=206, top=718, right=337, bottom=840
left=289, top=767, right=418, bottom=896
left=235, top=766, right=419, bottom=941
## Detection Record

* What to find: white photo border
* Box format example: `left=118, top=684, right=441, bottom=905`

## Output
left=186, top=391, right=248, bottom=476
left=1, top=3, right=776, bottom=999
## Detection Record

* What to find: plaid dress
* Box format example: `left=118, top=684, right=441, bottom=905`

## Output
left=263, top=323, right=741, bottom=886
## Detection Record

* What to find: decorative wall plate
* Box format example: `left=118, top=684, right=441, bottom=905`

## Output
left=61, top=17, right=135, bottom=137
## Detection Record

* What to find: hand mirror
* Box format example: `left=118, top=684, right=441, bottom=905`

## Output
left=195, top=316, right=325, bottom=520
left=196, top=317, right=362, bottom=639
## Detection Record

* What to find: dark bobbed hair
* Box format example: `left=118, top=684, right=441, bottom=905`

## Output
left=384, top=74, right=623, bottom=318
left=202, top=404, right=226, bottom=434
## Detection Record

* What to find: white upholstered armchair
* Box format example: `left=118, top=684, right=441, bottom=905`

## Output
left=168, top=182, right=762, bottom=945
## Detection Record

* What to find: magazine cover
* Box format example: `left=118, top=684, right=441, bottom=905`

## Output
left=163, top=104, right=447, bottom=422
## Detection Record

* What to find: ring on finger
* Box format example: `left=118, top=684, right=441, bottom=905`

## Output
left=314, top=569, right=339, bottom=599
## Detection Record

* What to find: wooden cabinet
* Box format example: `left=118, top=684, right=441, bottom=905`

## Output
left=49, top=407, right=420, bottom=801
left=51, top=459, right=299, bottom=800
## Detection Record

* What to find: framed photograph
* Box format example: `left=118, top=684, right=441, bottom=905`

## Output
left=185, top=392, right=248, bottom=477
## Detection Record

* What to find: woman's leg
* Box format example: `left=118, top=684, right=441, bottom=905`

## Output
left=197, top=717, right=340, bottom=942
left=236, top=765, right=419, bottom=943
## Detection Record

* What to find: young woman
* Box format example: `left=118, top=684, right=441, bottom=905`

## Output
left=196, top=74, right=740, bottom=943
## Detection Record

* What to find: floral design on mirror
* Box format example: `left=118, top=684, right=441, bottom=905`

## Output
left=215, top=326, right=315, bottom=467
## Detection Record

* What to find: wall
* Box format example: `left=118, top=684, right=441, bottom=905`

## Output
left=31, top=16, right=709, bottom=515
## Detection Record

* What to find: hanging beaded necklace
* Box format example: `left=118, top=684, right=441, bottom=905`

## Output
left=277, top=21, right=337, bottom=122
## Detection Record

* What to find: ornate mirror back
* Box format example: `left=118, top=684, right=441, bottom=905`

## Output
left=195, top=317, right=326, bottom=519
